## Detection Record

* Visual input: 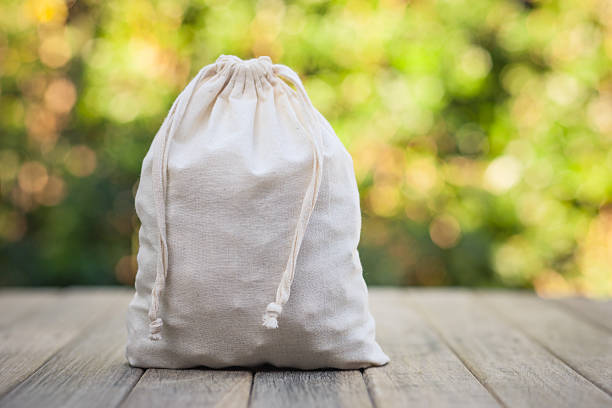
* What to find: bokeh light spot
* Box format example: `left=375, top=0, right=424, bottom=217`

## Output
left=25, top=0, right=68, bottom=25
left=18, top=161, right=49, bottom=194
left=405, top=157, right=439, bottom=194
left=587, top=94, right=612, bottom=135
left=65, top=145, right=97, bottom=177
left=369, top=185, right=401, bottom=217
left=460, top=46, right=492, bottom=79
left=39, top=33, right=71, bottom=68
left=429, top=215, right=461, bottom=249
left=546, top=73, right=582, bottom=106
left=484, top=155, right=522, bottom=194
left=44, top=78, right=77, bottom=114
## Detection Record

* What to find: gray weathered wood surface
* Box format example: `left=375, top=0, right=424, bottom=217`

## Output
left=0, top=288, right=610, bottom=408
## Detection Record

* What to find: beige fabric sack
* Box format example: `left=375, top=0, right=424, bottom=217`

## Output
left=126, top=55, right=389, bottom=369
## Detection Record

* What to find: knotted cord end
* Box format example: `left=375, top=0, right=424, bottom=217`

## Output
left=262, top=302, right=283, bottom=329
left=149, top=318, right=163, bottom=341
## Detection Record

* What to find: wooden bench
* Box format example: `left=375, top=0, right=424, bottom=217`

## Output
left=0, top=288, right=610, bottom=407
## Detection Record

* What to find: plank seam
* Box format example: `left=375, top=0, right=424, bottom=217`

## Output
left=406, top=296, right=508, bottom=408
left=475, top=293, right=612, bottom=399
left=360, top=368, right=377, bottom=408
left=246, top=369, right=255, bottom=408
left=116, top=368, right=147, bottom=408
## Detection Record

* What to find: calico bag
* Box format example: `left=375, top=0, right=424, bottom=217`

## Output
left=126, top=55, right=389, bottom=369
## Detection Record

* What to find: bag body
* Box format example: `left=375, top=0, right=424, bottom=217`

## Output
left=126, top=55, right=389, bottom=369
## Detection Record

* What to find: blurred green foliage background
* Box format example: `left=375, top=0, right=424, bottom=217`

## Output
left=1, top=0, right=611, bottom=296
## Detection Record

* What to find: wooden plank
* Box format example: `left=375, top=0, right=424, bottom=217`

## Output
left=0, top=289, right=142, bottom=408
left=479, top=291, right=612, bottom=396
left=122, top=369, right=251, bottom=408
left=555, top=297, right=612, bottom=333
left=250, top=370, right=371, bottom=408
left=0, top=288, right=131, bottom=397
left=408, top=289, right=612, bottom=408
left=363, top=289, right=500, bottom=408
left=0, top=289, right=59, bottom=328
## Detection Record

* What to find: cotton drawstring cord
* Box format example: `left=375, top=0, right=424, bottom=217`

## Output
left=261, top=64, right=324, bottom=329
left=148, top=65, right=213, bottom=341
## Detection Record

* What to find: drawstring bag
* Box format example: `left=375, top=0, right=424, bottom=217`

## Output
left=126, top=55, right=389, bottom=369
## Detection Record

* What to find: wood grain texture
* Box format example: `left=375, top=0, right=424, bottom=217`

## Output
left=0, top=290, right=142, bottom=408
left=0, top=289, right=59, bottom=328
left=555, top=297, right=612, bottom=333
left=122, top=369, right=251, bottom=408
left=409, top=289, right=612, bottom=408
left=2, top=288, right=612, bottom=408
left=250, top=369, right=371, bottom=408
left=364, top=289, right=500, bottom=408
left=480, top=291, right=612, bottom=396
left=0, top=289, right=131, bottom=397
